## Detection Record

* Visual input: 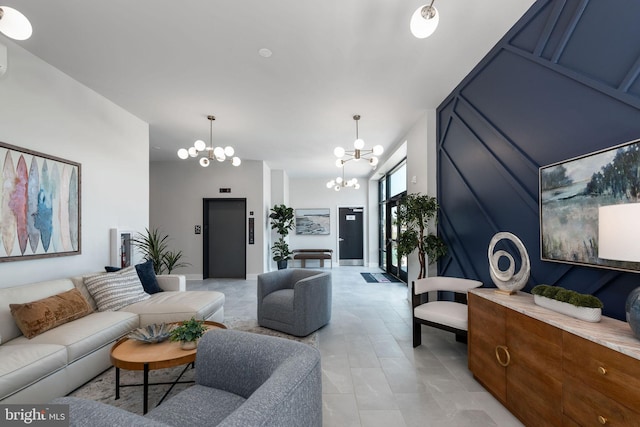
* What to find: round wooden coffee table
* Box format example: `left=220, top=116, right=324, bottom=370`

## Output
left=110, top=321, right=226, bottom=414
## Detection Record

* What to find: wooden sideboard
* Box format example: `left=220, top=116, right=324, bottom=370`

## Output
left=468, top=289, right=640, bottom=427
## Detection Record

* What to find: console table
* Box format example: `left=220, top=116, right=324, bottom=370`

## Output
left=468, top=289, right=640, bottom=426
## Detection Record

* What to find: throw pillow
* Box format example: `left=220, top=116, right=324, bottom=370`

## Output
left=135, top=260, right=163, bottom=294
left=84, top=266, right=150, bottom=312
left=104, top=260, right=163, bottom=294
left=10, top=288, right=91, bottom=339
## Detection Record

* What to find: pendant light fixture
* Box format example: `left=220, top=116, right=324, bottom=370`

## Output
left=333, top=115, right=383, bottom=168
left=177, top=115, right=241, bottom=168
left=326, top=167, right=360, bottom=191
left=0, top=6, right=33, bottom=40
left=410, top=0, right=439, bottom=39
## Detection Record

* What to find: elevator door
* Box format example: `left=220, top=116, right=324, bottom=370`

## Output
left=203, top=198, right=246, bottom=278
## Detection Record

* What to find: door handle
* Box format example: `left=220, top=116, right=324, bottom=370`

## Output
left=338, top=238, right=344, bottom=242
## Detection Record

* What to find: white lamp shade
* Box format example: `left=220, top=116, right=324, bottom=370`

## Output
left=199, top=157, right=210, bottom=167
left=410, top=5, right=439, bottom=39
left=213, top=146, right=224, bottom=158
left=370, top=157, right=379, bottom=166
left=334, top=185, right=340, bottom=191
left=326, top=181, right=334, bottom=188
left=354, top=183, right=360, bottom=189
left=373, top=145, right=384, bottom=156
left=334, top=147, right=345, bottom=158
left=224, top=146, right=234, bottom=156
left=194, top=139, right=206, bottom=151
left=336, top=177, right=343, bottom=184
left=188, top=147, right=198, bottom=157
left=177, top=148, right=189, bottom=159
left=335, top=159, right=343, bottom=168
left=354, top=138, right=365, bottom=150
left=598, top=203, right=640, bottom=262
left=232, top=156, right=241, bottom=166
left=0, top=6, right=33, bottom=41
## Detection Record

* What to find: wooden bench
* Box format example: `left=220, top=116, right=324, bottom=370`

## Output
left=292, top=249, right=333, bottom=268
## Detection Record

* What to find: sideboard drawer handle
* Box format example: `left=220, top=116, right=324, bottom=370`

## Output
left=495, top=345, right=511, bottom=367
left=598, top=366, right=607, bottom=375
left=598, top=415, right=608, bottom=424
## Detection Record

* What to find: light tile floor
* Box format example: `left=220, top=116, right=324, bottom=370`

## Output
left=188, top=266, right=523, bottom=427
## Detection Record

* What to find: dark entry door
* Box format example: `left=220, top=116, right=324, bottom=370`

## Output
left=203, top=198, right=246, bottom=278
left=338, top=207, right=364, bottom=266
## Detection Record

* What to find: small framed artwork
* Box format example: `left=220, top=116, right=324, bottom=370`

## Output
left=295, top=208, right=330, bottom=235
left=539, top=138, right=640, bottom=272
left=0, top=141, right=81, bottom=262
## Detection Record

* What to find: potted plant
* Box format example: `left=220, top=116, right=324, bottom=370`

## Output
left=132, top=228, right=190, bottom=274
left=396, top=193, right=447, bottom=279
left=269, top=204, right=295, bottom=269
left=169, top=317, right=207, bottom=350
left=531, top=285, right=603, bottom=322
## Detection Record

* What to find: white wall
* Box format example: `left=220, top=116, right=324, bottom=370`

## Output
left=289, top=177, right=368, bottom=265
left=149, top=159, right=267, bottom=279
left=0, top=40, right=149, bottom=288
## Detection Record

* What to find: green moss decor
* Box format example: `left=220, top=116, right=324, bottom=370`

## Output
left=531, top=285, right=603, bottom=309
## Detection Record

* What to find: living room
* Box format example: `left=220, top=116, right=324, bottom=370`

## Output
left=2, top=0, right=640, bottom=425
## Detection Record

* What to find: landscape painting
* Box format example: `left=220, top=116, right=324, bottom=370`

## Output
left=539, top=139, right=640, bottom=272
left=295, top=208, right=330, bottom=235
left=0, top=142, right=81, bottom=262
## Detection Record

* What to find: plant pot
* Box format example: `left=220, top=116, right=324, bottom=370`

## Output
left=180, top=340, right=198, bottom=350
left=533, top=295, right=601, bottom=323
left=277, top=260, right=288, bottom=270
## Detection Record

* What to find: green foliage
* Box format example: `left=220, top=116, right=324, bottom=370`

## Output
left=395, top=193, right=447, bottom=279
left=269, top=204, right=295, bottom=237
left=531, top=285, right=603, bottom=309
left=269, top=204, right=295, bottom=262
left=163, top=250, right=190, bottom=274
left=170, top=317, right=207, bottom=343
left=271, top=238, right=293, bottom=262
left=132, top=228, right=189, bottom=274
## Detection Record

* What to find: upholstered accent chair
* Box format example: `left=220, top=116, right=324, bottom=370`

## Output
left=54, top=330, right=322, bottom=426
left=257, top=269, right=332, bottom=337
left=412, top=276, right=483, bottom=347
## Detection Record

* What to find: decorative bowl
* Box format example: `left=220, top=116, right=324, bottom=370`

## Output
left=127, top=323, right=175, bottom=343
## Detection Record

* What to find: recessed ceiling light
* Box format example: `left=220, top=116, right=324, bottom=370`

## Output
left=258, top=48, right=272, bottom=58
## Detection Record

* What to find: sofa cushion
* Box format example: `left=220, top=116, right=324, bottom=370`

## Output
left=135, top=260, right=163, bottom=294
left=105, top=260, right=163, bottom=294
left=0, top=279, right=75, bottom=343
left=145, top=384, right=246, bottom=426
left=123, top=291, right=225, bottom=326
left=4, top=311, right=139, bottom=363
left=84, top=267, right=150, bottom=312
left=9, top=288, right=91, bottom=339
left=0, top=344, right=67, bottom=401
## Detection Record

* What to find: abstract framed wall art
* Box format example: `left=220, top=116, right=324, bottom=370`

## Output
left=1, top=142, right=81, bottom=262
left=295, top=208, right=330, bottom=235
left=539, top=138, right=640, bottom=272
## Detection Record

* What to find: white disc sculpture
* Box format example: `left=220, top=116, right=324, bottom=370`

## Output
left=488, top=232, right=530, bottom=294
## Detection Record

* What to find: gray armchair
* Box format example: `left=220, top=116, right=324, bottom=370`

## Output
left=54, top=330, right=322, bottom=427
left=258, top=269, right=332, bottom=337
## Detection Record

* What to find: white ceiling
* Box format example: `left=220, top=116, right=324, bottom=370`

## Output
left=7, top=0, right=535, bottom=178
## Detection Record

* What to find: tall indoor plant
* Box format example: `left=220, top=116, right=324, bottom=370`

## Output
left=132, top=227, right=190, bottom=274
left=396, top=193, right=447, bottom=279
left=269, top=204, right=295, bottom=269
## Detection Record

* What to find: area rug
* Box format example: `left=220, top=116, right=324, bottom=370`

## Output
left=360, top=272, right=402, bottom=283
left=69, top=318, right=317, bottom=415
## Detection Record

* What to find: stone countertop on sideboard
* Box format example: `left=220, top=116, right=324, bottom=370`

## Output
left=470, top=288, right=640, bottom=361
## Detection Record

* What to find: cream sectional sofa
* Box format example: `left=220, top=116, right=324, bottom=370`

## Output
left=0, top=273, right=225, bottom=404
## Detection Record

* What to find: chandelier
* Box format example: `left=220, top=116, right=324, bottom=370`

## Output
left=410, top=0, right=439, bottom=39
left=177, top=115, right=241, bottom=167
left=333, top=115, right=383, bottom=168
left=0, top=6, right=33, bottom=40
left=326, top=167, right=360, bottom=191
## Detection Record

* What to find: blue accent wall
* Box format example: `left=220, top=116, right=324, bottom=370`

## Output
left=437, top=0, right=640, bottom=320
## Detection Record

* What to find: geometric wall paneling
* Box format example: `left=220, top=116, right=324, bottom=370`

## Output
left=437, top=0, right=640, bottom=320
